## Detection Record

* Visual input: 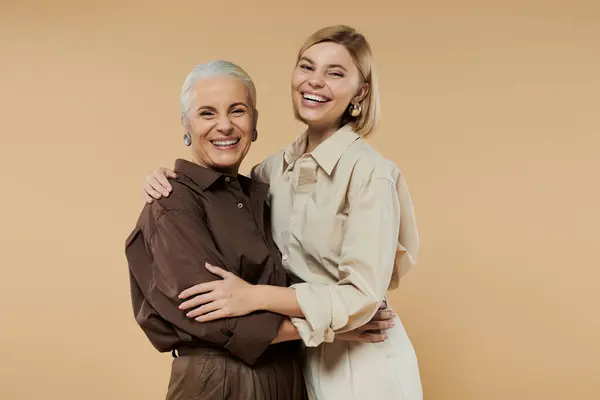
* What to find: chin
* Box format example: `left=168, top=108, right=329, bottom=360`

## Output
left=210, top=155, right=240, bottom=169
left=298, top=109, right=325, bottom=123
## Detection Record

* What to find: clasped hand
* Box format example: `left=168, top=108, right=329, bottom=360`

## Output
left=178, top=263, right=256, bottom=322
left=179, top=263, right=396, bottom=343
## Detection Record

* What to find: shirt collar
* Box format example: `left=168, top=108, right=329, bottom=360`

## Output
left=174, top=159, right=228, bottom=191
left=174, top=159, right=269, bottom=199
left=283, top=124, right=360, bottom=175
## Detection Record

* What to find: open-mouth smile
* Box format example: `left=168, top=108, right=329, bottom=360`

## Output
left=210, top=138, right=240, bottom=149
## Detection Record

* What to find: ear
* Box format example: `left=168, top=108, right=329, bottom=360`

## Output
left=181, top=114, right=189, bottom=130
left=252, top=109, right=259, bottom=142
left=353, top=83, right=369, bottom=103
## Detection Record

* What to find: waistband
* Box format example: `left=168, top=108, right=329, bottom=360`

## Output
left=172, top=341, right=301, bottom=360
left=172, top=346, right=225, bottom=358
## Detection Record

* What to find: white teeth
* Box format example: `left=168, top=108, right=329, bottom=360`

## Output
left=211, top=138, right=240, bottom=147
left=303, top=93, right=328, bottom=103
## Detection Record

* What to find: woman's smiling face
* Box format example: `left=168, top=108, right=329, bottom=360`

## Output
left=291, top=41, right=367, bottom=132
left=185, top=75, right=256, bottom=174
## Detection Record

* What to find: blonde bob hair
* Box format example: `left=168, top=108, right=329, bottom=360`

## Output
left=294, top=25, right=380, bottom=137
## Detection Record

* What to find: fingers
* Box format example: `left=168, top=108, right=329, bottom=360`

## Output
left=144, top=180, right=164, bottom=201
left=186, top=300, right=223, bottom=319
left=205, top=263, right=230, bottom=278
left=179, top=292, right=219, bottom=311
left=148, top=170, right=169, bottom=197
left=372, top=309, right=396, bottom=322
left=165, top=169, right=177, bottom=179
left=143, top=168, right=176, bottom=202
left=359, top=331, right=388, bottom=342
left=361, top=319, right=395, bottom=332
left=154, top=168, right=173, bottom=195
left=195, top=309, right=231, bottom=323
left=378, top=300, right=388, bottom=310
left=179, top=281, right=218, bottom=299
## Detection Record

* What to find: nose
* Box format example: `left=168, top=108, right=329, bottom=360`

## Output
left=308, top=71, right=325, bottom=89
left=215, top=115, right=233, bottom=135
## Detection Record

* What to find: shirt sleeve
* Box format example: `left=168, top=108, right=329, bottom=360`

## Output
left=250, top=152, right=282, bottom=184
left=389, top=172, right=419, bottom=289
left=250, top=162, right=268, bottom=184
left=128, top=267, right=179, bottom=351
left=145, top=208, right=284, bottom=365
left=290, top=172, right=418, bottom=347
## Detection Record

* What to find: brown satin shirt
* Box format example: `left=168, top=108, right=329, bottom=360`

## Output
left=125, top=159, right=290, bottom=366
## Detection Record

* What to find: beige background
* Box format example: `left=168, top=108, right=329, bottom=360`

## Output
left=1, top=0, right=599, bottom=399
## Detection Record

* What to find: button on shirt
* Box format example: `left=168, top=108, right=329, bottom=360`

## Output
left=125, top=159, right=290, bottom=366
left=251, top=125, right=420, bottom=347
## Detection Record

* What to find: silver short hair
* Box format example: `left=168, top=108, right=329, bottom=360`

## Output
left=180, top=60, right=257, bottom=126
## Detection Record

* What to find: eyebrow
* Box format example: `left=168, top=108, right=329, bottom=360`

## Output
left=229, top=102, right=250, bottom=109
left=299, top=56, right=348, bottom=72
left=196, top=102, right=250, bottom=112
left=195, top=105, right=214, bottom=114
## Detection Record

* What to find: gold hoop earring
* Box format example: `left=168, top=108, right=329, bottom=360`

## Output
left=349, top=103, right=362, bottom=117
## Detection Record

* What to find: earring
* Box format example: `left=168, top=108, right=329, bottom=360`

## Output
left=183, top=133, right=191, bottom=146
left=349, top=103, right=362, bottom=117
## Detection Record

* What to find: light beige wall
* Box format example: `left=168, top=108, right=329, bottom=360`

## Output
left=1, top=1, right=599, bottom=399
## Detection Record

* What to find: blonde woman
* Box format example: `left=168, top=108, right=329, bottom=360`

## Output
left=143, top=26, right=422, bottom=400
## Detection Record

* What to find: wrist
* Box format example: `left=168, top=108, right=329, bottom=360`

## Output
left=272, top=318, right=300, bottom=344
left=250, top=284, right=268, bottom=312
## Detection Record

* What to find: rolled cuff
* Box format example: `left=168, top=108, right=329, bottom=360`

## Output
left=290, top=283, right=338, bottom=347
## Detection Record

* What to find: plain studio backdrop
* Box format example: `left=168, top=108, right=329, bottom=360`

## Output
left=1, top=1, right=599, bottom=399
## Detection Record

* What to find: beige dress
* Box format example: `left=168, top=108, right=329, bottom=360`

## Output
left=251, top=125, right=423, bottom=400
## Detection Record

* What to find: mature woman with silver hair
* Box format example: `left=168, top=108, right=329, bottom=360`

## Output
left=125, top=60, right=392, bottom=400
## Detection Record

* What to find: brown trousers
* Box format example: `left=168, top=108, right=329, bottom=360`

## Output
left=166, top=344, right=307, bottom=400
